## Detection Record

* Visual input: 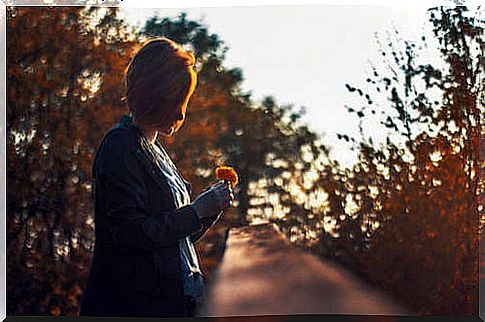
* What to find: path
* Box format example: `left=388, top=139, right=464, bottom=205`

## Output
left=198, top=223, right=410, bottom=317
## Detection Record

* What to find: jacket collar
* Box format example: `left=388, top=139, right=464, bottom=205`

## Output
left=117, top=114, right=193, bottom=200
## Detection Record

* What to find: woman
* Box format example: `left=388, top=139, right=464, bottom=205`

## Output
left=80, top=37, right=234, bottom=317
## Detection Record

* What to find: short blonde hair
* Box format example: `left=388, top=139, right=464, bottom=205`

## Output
left=124, top=37, right=197, bottom=126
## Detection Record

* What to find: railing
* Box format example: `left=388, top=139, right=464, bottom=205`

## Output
left=198, top=223, right=410, bottom=317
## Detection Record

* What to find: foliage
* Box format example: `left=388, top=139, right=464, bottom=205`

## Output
left=275, top=5, right=483, bottom=315
left=7, top=6, right=137, bottom=315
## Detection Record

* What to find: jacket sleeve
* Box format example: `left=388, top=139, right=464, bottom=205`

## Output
left=97, top=129, right=203, bottom=249
left=189, top=212, right=222, bottom=244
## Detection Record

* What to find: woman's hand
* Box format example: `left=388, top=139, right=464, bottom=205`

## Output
left=190, top=180, right=234, bottom=219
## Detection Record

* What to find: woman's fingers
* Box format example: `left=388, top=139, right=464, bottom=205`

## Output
left=223, top=188, right=234, bottom=205
left=224, top=191, right=233, bottom=207
left=217, top=180, right=229, bottom=188
left=215, top=182, right=231, bottom=193
left=227, top=191, right=234, bottom=206
left=213, top=183, right=235, bottom=209
left=202, top=180, right=225, bottom=194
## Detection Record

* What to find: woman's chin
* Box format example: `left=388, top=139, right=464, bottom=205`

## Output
left=159, top=127, right=175, bottom=137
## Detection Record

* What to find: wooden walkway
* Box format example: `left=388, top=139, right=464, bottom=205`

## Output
left=197, top=223, right=410, bottom=317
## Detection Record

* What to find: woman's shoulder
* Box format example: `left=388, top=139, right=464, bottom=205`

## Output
left=97, top=124, right=142, bottom=162
left=103, top=115, right=147, bottom=147
left=94, top=127, right=142, bottom=175
left=102, top=117, right=141, bottom=148
left=92, top=116, right=143, bottom=178
left=105, top=126, right=134, bottom=143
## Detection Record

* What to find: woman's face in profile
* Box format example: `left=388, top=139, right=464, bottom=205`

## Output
left=156, top=87, right=195, bottom=138
left=157, top=103, right=187, bottom=137
left=155, top=71, right=197, bottom=138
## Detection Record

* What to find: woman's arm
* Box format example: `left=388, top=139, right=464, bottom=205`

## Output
left=190, top=212, right=222, bottom=244
left=97, top=129, right=203, bottom=250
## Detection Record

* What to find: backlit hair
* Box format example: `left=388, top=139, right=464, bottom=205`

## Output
left=124, top=37, right=197, bottom=127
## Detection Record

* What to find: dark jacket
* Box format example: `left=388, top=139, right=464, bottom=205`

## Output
left=80, top=116, right=219, bottom=317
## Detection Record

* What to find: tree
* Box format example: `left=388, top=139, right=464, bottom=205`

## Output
left=7, top=5, right=137, bottom=315
left=308, top=5, right=483, bottom=314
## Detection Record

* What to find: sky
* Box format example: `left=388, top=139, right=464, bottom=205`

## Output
left=118, top=1, right=481, bottom=168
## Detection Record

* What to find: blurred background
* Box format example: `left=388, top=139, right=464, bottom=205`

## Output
left=6, top=1, right=484, bottom=316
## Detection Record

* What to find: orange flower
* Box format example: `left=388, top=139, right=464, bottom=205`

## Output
left=215, top=166, right=239, bottom=186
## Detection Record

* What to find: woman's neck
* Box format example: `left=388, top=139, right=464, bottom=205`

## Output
left=133, top=117, right=158, bottom=144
